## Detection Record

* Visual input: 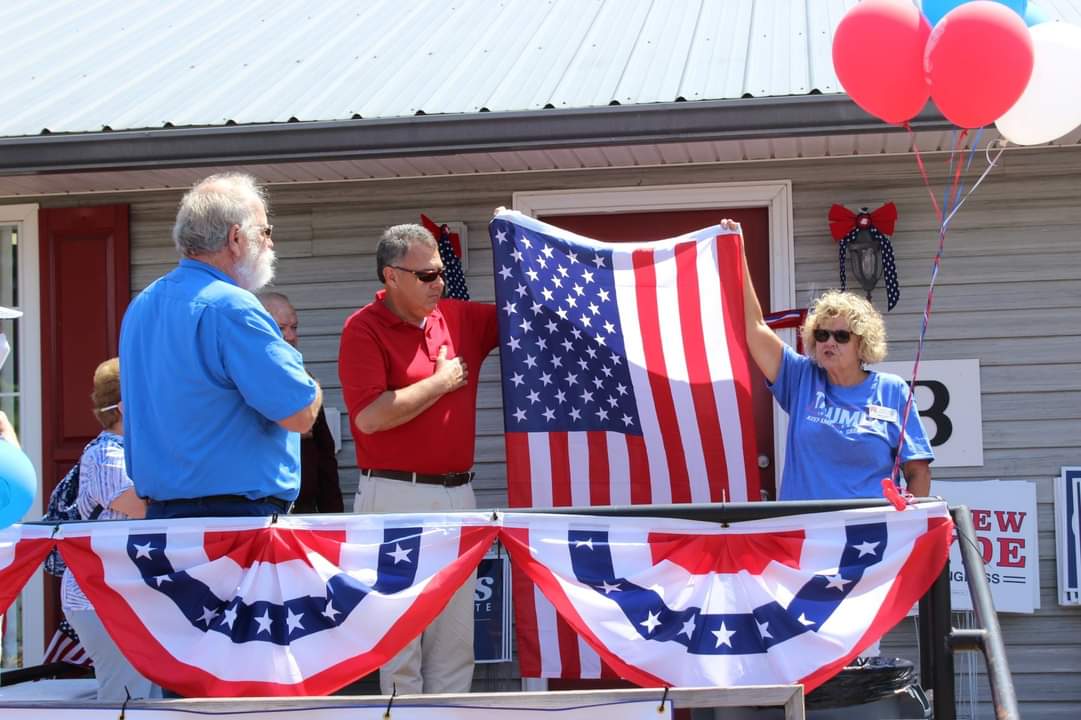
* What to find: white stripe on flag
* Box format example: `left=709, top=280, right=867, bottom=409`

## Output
left=612, top=250, right=669, bottom=504
left=653, top=244, right=711, bottom=503
left=568, top=432, right=590, bottom=507
left=535, top=586, right=562, bottom=677
left=696, top=238, right=749, bottom=500
left=578, top=635, right=602, bottom=679
left=528, top=433, right=554, bottom=508
left=606, top=432, right=631, bottom=506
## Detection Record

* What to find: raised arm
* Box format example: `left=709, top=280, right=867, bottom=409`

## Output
left=354, top=346, right=467, bottom=434
left=730, top=220, right=785, bottom=383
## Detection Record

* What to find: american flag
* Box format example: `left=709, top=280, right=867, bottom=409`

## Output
left=43, top=617, right=91, bottom=666
left=421, top=213, right=470, bottom=301
left=489, top=212, right=760, bottom=678
left=501, top=502, right=952, bottom=691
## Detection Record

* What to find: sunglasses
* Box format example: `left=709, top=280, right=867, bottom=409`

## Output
left=389, top=265, right=445, bottom=283
left=813, top=328, right=854, bottom=344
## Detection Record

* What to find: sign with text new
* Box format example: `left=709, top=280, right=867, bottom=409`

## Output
left=933, top=480, right=1040, bottom=613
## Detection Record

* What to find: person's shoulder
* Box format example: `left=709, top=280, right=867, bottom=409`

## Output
left=439, top=298, right=494, bottom=318
left=197, top=280, right=260, bottom=313
left=869, top=369, right=913, bottom=397
left=343, top=299, right=382, bottom=330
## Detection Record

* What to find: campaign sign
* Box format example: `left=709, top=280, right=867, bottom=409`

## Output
left=933, top=480, right=1040, bottom=613
left=474, top=553, right=512, bottom=663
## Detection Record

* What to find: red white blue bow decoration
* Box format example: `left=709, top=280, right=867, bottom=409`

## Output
left=828, top=203, right=900, bottom=311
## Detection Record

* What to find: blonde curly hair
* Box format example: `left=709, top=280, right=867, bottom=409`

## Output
left=801, top=290, right=887, bottom=365
left=91, top=357, right=121, bottom=430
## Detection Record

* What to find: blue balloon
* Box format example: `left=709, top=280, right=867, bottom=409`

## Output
left=923, top=0, right=1028, bottom=27
left=1023, top=2, right=1050, bottom=25
left=0, top=440, right=36, bottom=529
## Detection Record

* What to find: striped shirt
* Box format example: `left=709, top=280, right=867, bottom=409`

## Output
left=60, top=431, right=136, bottom=612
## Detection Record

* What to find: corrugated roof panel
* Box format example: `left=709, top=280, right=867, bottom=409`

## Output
left=485, top=0, right=607, bottom=112
left=681, top=0, right=755, bottom=101
left=546, top=0, right=654, bottom=108
left=1, top=0, right=1078, bottom=138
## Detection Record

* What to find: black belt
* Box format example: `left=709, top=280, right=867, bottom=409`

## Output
left=150, top=494, right=292, bottom=512
left=363, top=469, right=474, bottom=488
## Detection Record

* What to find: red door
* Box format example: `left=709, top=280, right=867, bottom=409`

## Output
left=541, top=208, right=776, bottom=497
left=38, top=204, right=129, bottom=647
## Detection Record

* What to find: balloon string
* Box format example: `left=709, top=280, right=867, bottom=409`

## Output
left=890, top=127, right=1004, bottom=488
left=904, top=122, right=944, bottom=226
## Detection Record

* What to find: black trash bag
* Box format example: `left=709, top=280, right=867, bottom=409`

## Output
left=807, top=657, right=917, bottom=709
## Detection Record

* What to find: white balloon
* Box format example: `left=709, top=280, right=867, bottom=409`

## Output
left=996, top=22, right=1081, bottom=145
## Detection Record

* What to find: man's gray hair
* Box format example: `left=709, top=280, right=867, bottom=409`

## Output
left=376, top=224, right=437, bottom=283
left=172, top=173, right=268, bottom=256
left=256, top=290, right=292, bottom=310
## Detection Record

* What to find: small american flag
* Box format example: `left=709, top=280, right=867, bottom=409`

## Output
left=421, top=213, right=470, bottom=300
left=489, top=211, right=760, bottom=678
left=43, top=618, right=91, bottom=666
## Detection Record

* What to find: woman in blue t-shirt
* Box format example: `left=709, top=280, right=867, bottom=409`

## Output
left=731, top=220, right=933, bottom=500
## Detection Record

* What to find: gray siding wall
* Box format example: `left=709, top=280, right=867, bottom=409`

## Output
left=26, top=144, right=1081, bottom=715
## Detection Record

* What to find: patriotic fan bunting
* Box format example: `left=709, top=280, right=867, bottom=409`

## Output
left=0, top=503, right=951, bottom=696
left=57, top=513, right=498, bottom=697
left=0, top=524, right=54, bottom=616
left=499, top=502, right=952, bottom=692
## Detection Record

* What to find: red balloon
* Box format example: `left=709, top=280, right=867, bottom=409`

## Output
left=925, top=1, right=1034, bottom=128
left=832, top=0, right=931, bottom=124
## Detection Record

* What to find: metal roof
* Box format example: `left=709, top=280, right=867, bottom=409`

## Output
left=0, top=0, right=860, bottom=138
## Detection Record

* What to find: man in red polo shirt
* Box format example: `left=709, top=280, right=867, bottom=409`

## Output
left=338, top=223, right=498, bottom=695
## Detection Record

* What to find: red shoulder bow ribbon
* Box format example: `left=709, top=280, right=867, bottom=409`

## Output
left=828, top=202, right=898, bottom=240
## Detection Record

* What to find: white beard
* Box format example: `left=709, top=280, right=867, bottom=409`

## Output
left=235, top=242, right=276, bottom=292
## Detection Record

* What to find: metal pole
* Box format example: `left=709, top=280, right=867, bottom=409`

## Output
left=951, top=505, right=1020, bottom=720
left=930, top=563, right=955, bottom=720
left=918, top=592, right=934, bottom=692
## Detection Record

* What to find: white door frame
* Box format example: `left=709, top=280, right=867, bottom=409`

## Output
left=513, top=180, right=796, bottom=489
left=0, top=203, right=43, bottom=665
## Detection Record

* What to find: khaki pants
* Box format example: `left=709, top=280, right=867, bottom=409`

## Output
left=66, top=609, right=161, bottom=701
left=354, top=474, right=477, bottom=695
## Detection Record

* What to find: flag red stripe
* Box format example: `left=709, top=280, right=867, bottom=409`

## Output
left=0, top=537, right=54, bottom=616
left=549, top=432, right=572, bottom=507
left=716, top=232, right=761, bottom=500
left=555, top=614, right=582, bottom=679
left=632, top=248, right=691, bottom=503
left=674, top=241, right=730, bottom=502
left=627, top=434, right=652, bottom=505
left=511, top=564, right=542, bottom=677
left=647, top=530, right=806, bottom=573
left=587, top=432, right=611, bottom=506
left=505, top=432, right=533, bottom=507
left=202, top=529, right=346, bottom=569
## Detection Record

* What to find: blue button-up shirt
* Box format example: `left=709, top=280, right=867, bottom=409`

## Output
left=119, top=259, right=317, bottom=501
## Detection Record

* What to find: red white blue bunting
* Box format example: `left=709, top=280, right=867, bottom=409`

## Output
left=0, top=504, right=951, bottom=696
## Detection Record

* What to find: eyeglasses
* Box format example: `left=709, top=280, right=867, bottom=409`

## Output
left=389, top=265, right=445, bottom=283
left=238, top=224, right=273, bottom=240
left=813, top=328, right=854, bottom=344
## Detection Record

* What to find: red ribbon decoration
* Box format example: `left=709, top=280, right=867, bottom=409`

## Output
left=828, top=202, right=898, bottom=241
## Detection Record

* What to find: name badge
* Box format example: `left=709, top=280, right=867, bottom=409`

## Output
left=867, top=404, right=898, bottom=423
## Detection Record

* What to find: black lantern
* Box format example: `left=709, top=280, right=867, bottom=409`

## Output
left=846, top=211, right=883, bottom=301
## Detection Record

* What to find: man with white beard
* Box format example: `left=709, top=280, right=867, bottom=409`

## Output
left=119, top=173, right=321, bottom=519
